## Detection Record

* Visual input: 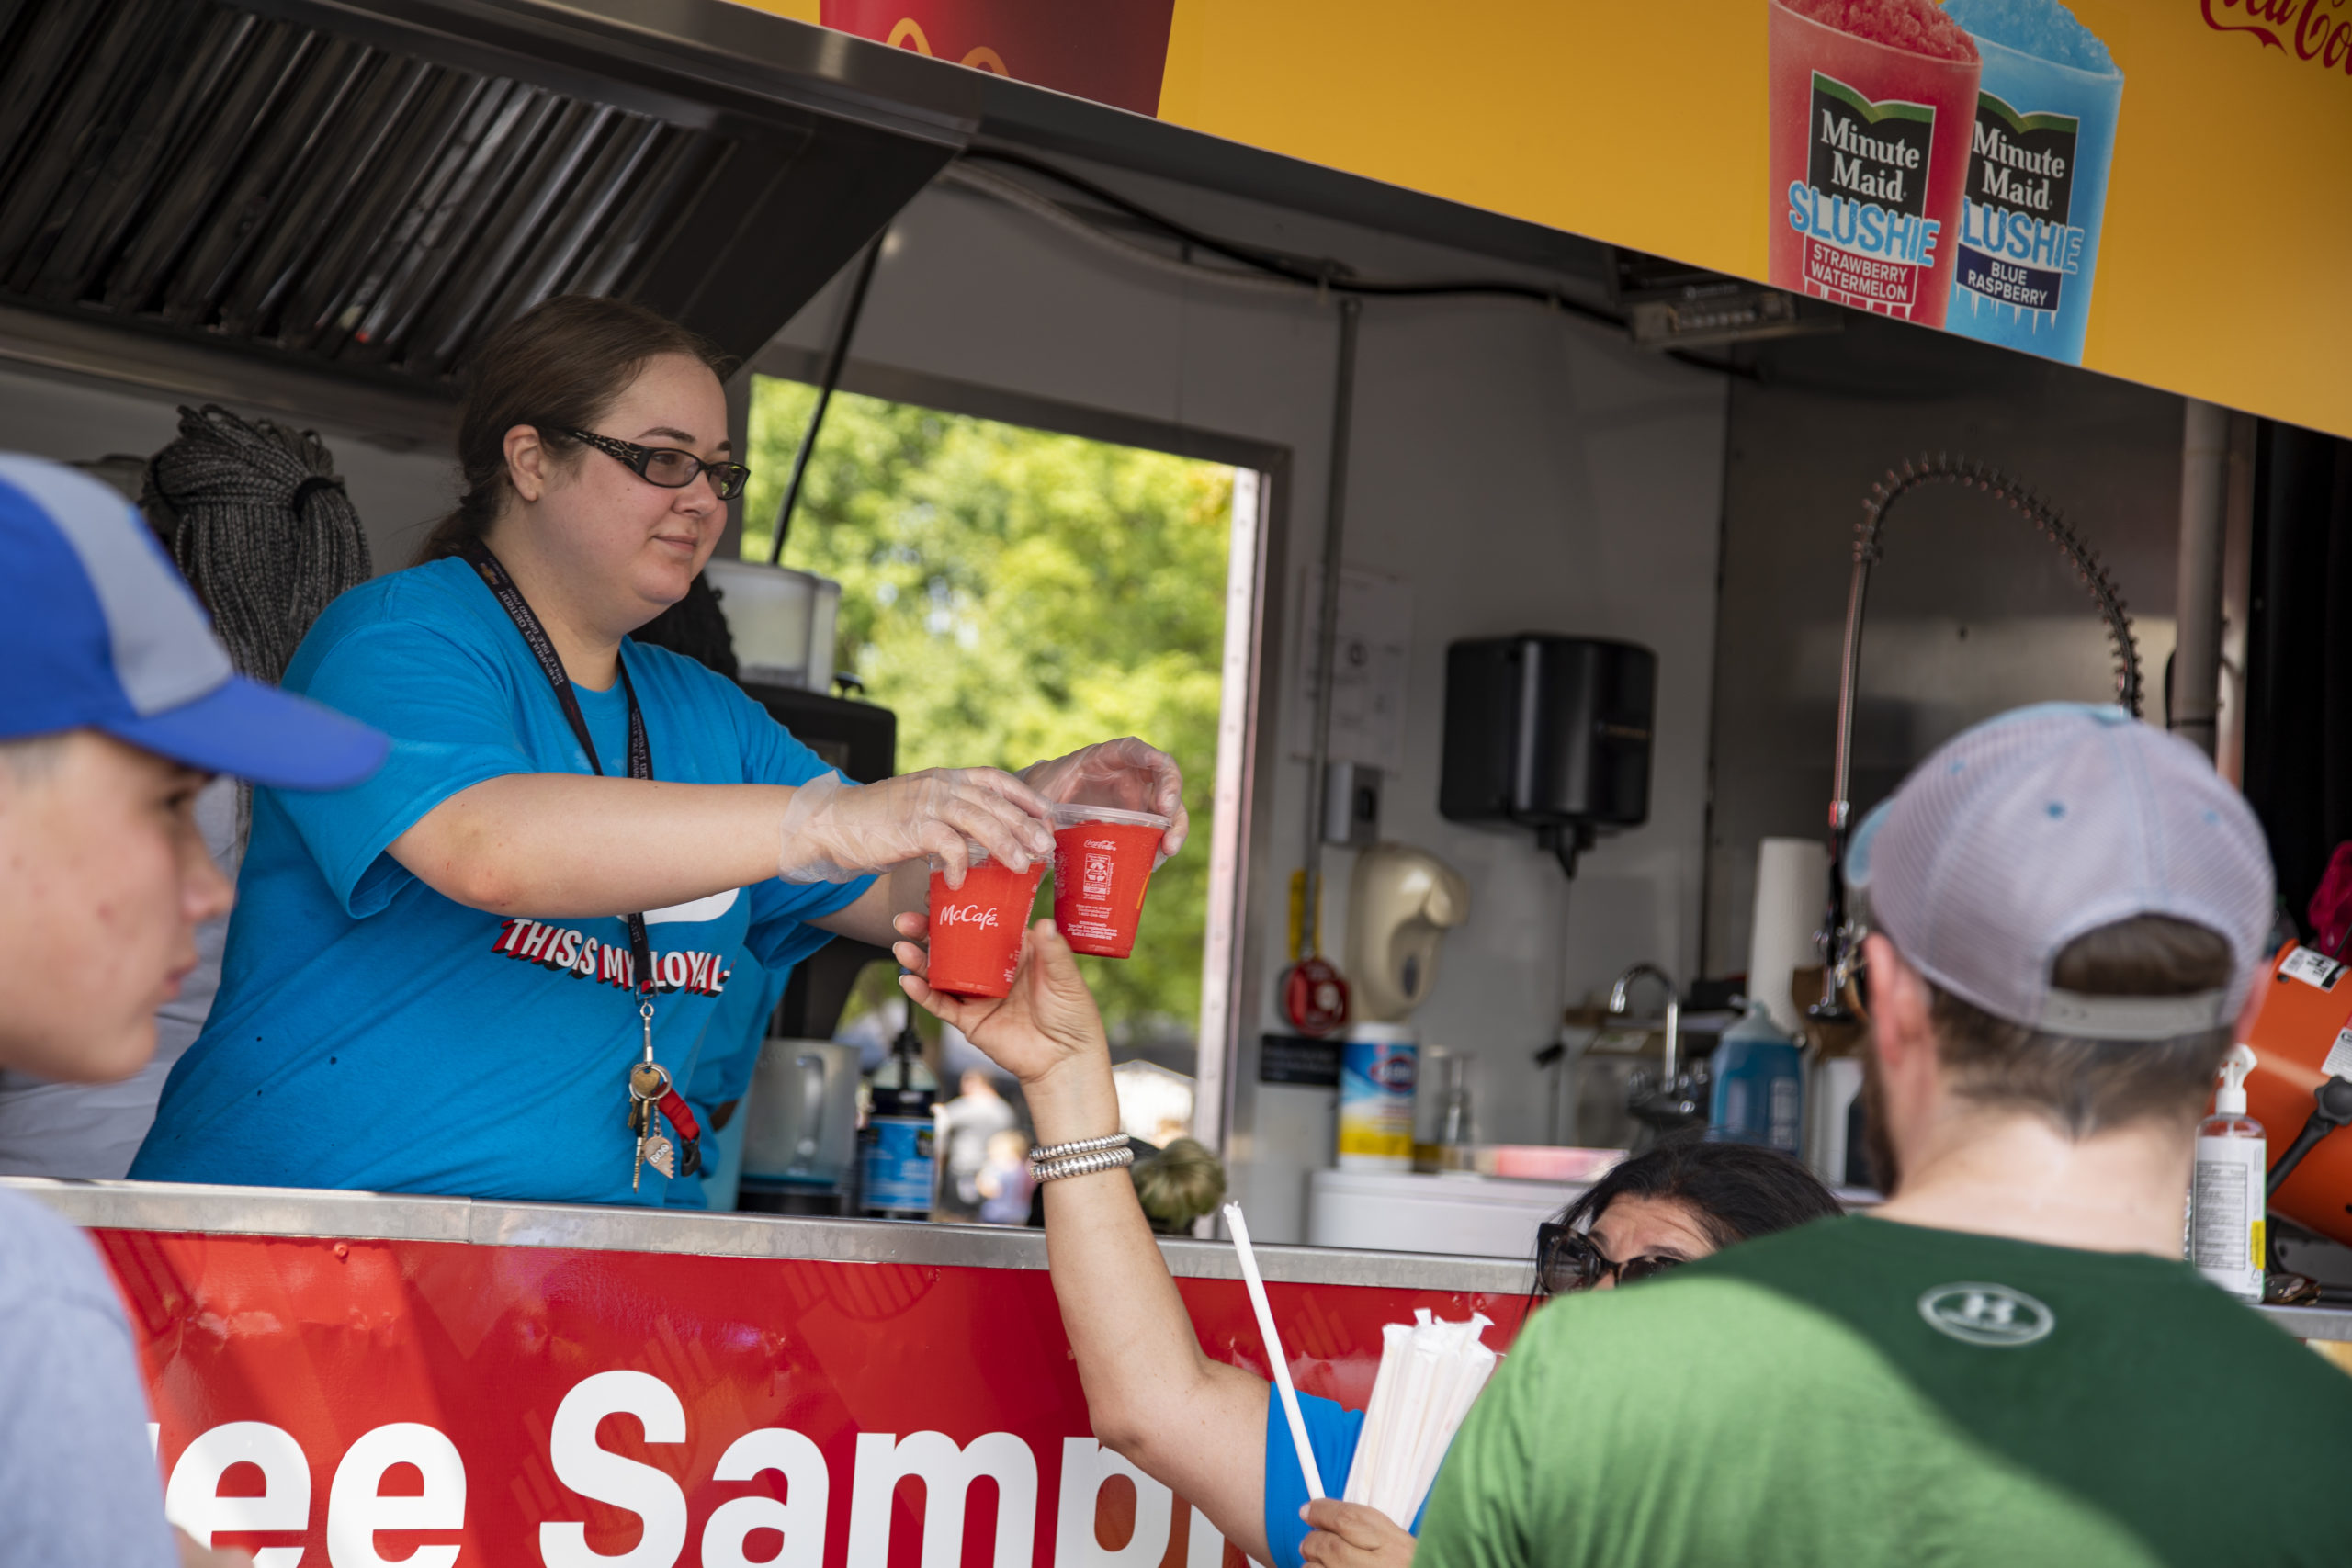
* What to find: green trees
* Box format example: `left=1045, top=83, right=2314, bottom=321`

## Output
left=741, top=378, right=1234, bottom=1043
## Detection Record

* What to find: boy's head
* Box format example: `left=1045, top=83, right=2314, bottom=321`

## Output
left=0, top=456, right=385, bottom=1083
left=1845, top=704, right=2274, bottom=1185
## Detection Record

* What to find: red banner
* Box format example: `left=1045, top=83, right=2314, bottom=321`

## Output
left=100, top=1231, right=1527, bottom=1565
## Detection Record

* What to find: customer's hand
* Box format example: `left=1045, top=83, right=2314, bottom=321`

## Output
left=896, top=916, right=1107, bottom=1090
left=1300, top=1499, right=1416, bottom=1568
left=176, top=1528, right=254, bottom=1568
left=1021, top=738, right=1188, bottom=860
left=778, top=768, right=1054, bottom=886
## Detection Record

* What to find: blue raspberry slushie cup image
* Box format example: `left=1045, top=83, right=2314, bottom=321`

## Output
left=1941, top=0, right=2123, bottom=363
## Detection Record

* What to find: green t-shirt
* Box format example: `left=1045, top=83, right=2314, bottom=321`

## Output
left=1418, top=1215, right=2352, bottom=1568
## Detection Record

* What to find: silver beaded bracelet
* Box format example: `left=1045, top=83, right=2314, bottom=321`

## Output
left=1030, top=1131, right=1130, bottom=1163
left=1032, top=1145, right=1136, bottom=1184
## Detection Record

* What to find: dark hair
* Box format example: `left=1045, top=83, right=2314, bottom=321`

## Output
left=413, top=295, right=731, bottom=566
left=1554, top=1135, right=1842, bottom=1255
left=1928, top=913, right=2236, bottom=1135
left=629, top=570, right=740, bottom=678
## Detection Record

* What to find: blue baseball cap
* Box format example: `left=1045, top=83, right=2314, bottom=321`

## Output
left=0, top=453, right=388, bottom=790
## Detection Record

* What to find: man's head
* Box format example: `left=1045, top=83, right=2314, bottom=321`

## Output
left=1846, top=704, right=2273, bottom=1190
left=0, top=733, right=233, bottom=1081
left=0, top=456, right=386, bottom=1083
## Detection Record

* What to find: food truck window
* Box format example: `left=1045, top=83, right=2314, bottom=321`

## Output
left=742, top=375, right=1264, bottom=1122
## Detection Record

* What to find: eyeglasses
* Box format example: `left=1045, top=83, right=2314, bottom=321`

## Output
left=1535, top=1221, right=1685, bottom=1296
left=566, top=429, right=750, bottom=501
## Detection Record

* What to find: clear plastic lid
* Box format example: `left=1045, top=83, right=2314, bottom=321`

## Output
left=926, top=841, right=1044, bottom=873
left=1049, top=801, right=1171, bottom=830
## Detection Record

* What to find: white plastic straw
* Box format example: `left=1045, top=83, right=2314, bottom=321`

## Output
left=1223, top=1201, right=1326, bottom=1499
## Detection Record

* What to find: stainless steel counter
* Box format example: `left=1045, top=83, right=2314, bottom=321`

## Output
left=14, top=1178, right=2346, bottom=1341
left=5, top=1176, right=1535, bottom=1294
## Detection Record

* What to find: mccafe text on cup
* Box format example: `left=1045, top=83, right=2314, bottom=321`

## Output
left=925, top=847, right=1047, bottom=999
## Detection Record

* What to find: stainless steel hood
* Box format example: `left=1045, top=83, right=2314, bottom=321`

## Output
left=0, top=0, right=970, bottom=398
left=0, top=0, right=1623, bottom=423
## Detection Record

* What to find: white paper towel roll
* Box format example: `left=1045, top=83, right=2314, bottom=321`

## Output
left=1747, top=837, right=1831, bottom=1035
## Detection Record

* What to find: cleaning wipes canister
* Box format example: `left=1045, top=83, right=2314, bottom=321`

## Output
left=1339, top=1023, right=1419, bottom=1170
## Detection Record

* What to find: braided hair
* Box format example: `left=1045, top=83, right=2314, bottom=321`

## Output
left=144, top=405, right=375, bottom=841
left=146, top=404, right=372, bottom=686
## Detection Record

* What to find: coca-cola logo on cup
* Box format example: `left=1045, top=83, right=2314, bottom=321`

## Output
left=934, top=904, right=1001, bottom=929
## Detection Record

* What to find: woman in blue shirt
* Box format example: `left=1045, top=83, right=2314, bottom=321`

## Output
left=895, top=919, right=1840, bottom=1568
left=132, top=295, right=1184, bottom=1207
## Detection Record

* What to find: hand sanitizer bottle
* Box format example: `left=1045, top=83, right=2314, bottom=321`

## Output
left=2189, top=1044, right=2266, bottom=1303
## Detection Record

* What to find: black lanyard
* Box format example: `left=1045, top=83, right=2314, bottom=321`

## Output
left=455, top=539, right=657, bottom=999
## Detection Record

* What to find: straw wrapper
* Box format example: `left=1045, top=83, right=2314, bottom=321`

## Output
left=1340, top=1309, right=1498, bottom=1528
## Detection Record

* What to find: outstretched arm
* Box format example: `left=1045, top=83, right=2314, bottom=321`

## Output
left=898, top=918, right=1273, bottom=1562
left=386, top=768, right=1053, bottom=919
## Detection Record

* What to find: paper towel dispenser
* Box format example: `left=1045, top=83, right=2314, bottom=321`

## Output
left=1439, top=636, right=1657, bottom=876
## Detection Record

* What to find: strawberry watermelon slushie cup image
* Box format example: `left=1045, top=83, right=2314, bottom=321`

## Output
left=1050, top=803, right=1170, bottom=960
left=926, top=848, right=1047, bottom=999
left=1941, top=0, right=2123, bottom=365
left=1769, top=0, right=1981, bottom=326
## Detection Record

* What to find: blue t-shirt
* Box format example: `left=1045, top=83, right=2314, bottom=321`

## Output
left=1263, top=1391, right=1430, bottom=1568
left=130, top=558, right=872, bottom=1205
left=662, top=953, right=790, bottom=1210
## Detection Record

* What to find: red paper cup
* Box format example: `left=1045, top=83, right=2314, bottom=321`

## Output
left=925, top=849, right=1046, bottom=998
left=1768, top=0, right=1981, bottom=328
left=1050, top=804, right=1169, bottom=960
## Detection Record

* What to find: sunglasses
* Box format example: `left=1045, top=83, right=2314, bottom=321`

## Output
left=1535, top=1221, right=1685, bottom=1296
left=567, top=428, right=751, bottom=501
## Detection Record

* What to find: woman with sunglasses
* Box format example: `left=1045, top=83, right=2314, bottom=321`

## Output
left=132, top=295, right=1183, bottom=1207
left=893, top=915, right=1840, bottom=1568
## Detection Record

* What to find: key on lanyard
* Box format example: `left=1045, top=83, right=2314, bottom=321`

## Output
left=629, top=1052, right=676, bottom=1190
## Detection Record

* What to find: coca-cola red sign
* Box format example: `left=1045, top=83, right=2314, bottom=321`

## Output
left=2203, top=0, right=2352, bottom=73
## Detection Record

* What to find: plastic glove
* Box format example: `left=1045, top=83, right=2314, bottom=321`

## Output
left=1019, top=737, right=1189, bottom=860
left=778, top=769, right=1054, bottom=887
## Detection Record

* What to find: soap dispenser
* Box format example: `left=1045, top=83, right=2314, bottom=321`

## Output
left=2189, top=1043, right=2266, bottom=1303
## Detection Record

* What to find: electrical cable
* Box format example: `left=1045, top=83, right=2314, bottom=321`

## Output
left=943, top=162, right=1307, bottom=299
left=952, top=147, right=1623, bottom=326
left=770, top=231, right=887, bottom=562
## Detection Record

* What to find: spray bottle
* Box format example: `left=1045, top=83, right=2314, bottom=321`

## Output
left=2188, top=1043, right=2266, bottom=1303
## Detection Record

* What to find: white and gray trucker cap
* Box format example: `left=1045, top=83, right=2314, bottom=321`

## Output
left=1845, top=703, right=2274, bottom=1039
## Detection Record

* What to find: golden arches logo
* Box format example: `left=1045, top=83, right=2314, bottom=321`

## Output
left=883, top=17, right=1010, bottom=76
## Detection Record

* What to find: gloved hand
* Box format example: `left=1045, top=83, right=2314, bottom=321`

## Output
left=778, top=769, right=1054, bottom=886
left=1019, top=737, right=1188, bottom=861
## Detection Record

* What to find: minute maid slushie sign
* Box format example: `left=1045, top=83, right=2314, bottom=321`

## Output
left=1769, top=0, right=2126, bottom=364
left=737, top=0, right=2352, bottom=439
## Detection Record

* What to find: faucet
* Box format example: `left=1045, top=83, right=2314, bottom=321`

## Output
left=1608, top=963, right=1682, bottom=1085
